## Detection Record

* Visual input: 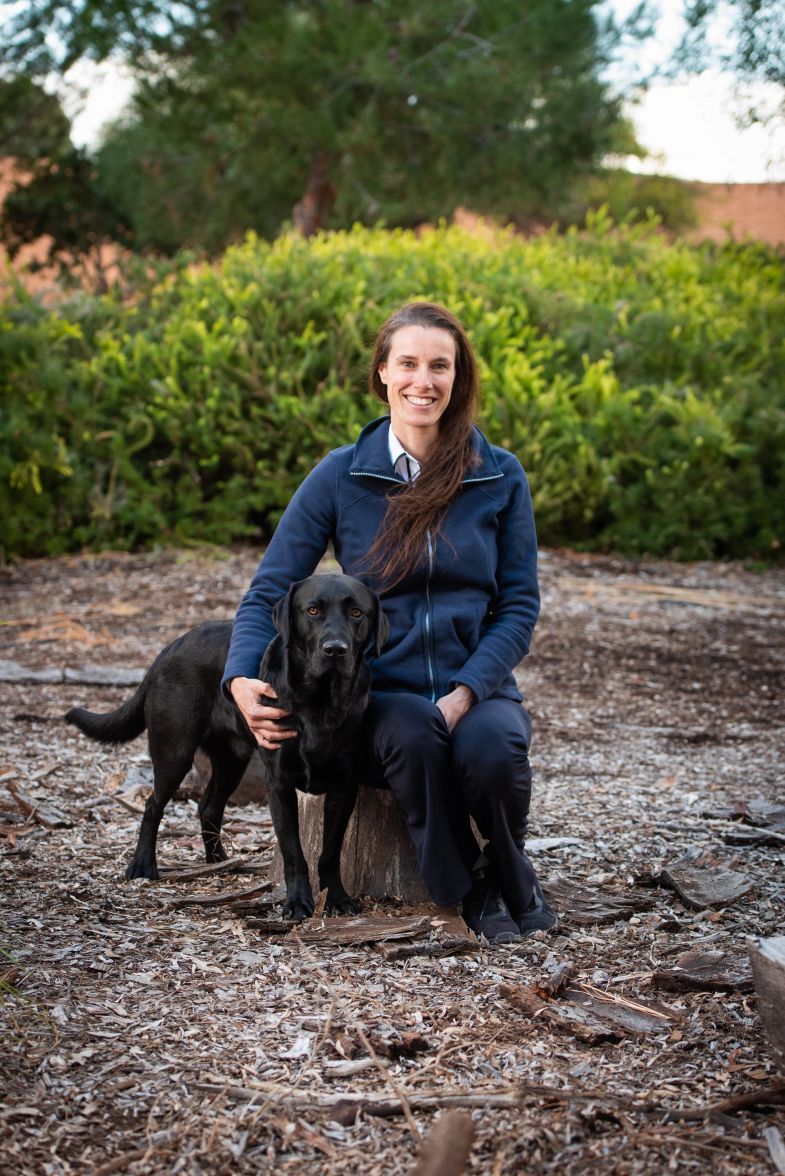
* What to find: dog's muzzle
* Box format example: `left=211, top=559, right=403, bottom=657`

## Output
left=320, top=638, right=350, bottom=659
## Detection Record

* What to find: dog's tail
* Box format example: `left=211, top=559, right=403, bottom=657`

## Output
left=65, top=679, right=148, bottom=745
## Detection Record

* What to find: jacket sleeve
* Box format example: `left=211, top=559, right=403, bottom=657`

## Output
left=449, top=457, right=540, bottom=703
left=221, top=453, right=339, bottom=695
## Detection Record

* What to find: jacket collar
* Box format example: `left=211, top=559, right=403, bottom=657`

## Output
left=349, top=416, right=503, bottom=484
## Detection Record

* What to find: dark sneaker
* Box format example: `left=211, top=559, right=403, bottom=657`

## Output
left=517, top=880, right=558, bottom=936
left=462, top=877, right=522, bottom=945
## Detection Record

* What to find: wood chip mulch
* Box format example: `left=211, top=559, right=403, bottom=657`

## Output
left=1, top=546, right=784, bottom=1174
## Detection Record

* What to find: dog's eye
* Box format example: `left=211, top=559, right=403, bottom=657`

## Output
left=307, top=607, right=319, bottom=616
left=350, top=608, right=364, bottom=618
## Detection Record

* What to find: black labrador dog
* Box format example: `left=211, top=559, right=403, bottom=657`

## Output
left=66, top=573, right=388, bottom=919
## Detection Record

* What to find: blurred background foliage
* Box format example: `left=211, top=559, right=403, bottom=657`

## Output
left=2, top=220, right=783, bottom=561
left=1, top=0, right=650, bottom=260
left=1, top=2, right=783, bottom=564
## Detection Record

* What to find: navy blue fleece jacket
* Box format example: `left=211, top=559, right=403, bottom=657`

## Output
left=222, top=416, right=540, bottom=704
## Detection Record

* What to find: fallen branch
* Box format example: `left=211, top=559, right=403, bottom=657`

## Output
left=169, top=881, right=273, bottom=910
left=157, top=857, right=268, bottom=883
left=663, top=1080, right=785, bottom=1123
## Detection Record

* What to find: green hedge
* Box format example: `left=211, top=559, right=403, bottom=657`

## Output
left=2, top=214, right=784, bottom=561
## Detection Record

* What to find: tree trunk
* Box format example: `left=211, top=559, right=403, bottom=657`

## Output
left=292, top=154, right=335, bottom=237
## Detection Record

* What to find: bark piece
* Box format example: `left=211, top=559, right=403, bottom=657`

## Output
left=542, top=877, right=656, bottom=924
left=722, top=827, right=785, bottom=847
left=749, top=935, right=785, bottom=1073
left=653, top=948, right=753, bottom=993
left=500, top=981, right=678, bottom=1045
left=245, top=917, right=295, bottom=935
left=659, top=858, right=754, bottom=910
left=765, top=1126, right=785, bottom=1176
left=289, top=914, right=432, bottom=947
left=704, top=800, right=785, bottom=829
left=535, top=960, right=577, bottom=997
left=412, top=1110, right=476, bottom=1176
left=5, top=780, right=72, bottom=828
left=269, top=786, right=431, bottom=904
left=376, top=935, right=479, bottom=962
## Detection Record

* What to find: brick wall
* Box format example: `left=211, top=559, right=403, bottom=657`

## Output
left=689, top=182, right=785, bottom=247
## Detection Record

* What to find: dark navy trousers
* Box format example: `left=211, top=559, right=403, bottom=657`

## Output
left=362, top=693, right=538, bottom=917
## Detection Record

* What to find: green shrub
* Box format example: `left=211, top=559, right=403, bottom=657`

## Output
left=2, top=218, right=783, bottom=561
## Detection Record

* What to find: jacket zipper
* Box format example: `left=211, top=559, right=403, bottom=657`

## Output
left=424, top=530, right=437, bottom=702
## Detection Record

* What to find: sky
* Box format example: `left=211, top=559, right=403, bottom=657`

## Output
left=61, top=1, right=785, bottom=184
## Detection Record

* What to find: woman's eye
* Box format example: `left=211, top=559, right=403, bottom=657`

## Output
left=351, top=608, right=363, bottom=618
left=307, top=607, right=319, bottom=616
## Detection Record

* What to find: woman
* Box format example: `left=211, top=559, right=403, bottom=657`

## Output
left=223, top=301, right=556, bottom=944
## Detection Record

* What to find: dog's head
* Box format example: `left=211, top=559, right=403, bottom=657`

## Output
left=271, top=573, right=389, bottom=673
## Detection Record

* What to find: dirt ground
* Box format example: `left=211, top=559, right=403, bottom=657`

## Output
left=1, top=546, right=784, bottom=1175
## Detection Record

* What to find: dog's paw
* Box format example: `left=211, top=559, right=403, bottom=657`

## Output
left=282, top=897, right=315, bottom=922
left=204, top=842, right=228, bottom=863
left=282, top=879, right=315, bottom=921
left=326, top=892, right=363, bottom=916
left=125, top=858, right=159, bottom=881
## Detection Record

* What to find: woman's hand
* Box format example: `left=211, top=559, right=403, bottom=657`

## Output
left=229, top=677, right=297, bottom=751
left=435, top=684, right=476, bottom=733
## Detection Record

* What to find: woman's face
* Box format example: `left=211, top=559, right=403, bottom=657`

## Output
left=378, top=324, right=456, bottom=444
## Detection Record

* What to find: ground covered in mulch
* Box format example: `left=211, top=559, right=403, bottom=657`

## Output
left=1, top=547, right=784, bottom=1175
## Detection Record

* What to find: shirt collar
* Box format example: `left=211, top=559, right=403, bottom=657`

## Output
left=387, top=424, right=421, bottom=481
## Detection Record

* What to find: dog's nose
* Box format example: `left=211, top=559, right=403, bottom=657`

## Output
left=321, top=638, right=349, bottom=658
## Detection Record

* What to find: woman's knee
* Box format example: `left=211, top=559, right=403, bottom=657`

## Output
left=452, top=714, right=532, bottom=799
left=367, top=693, right=448, bottom=762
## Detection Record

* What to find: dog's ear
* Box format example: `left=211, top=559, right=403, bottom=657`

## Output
left=272, top=580, right=305, bottom=647
left=369, top=596, right=390, bottom=658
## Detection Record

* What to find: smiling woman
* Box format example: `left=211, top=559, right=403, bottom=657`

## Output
left=377, top=323, right=455, bottom=453
left=223, top=301, right=557, bottom=945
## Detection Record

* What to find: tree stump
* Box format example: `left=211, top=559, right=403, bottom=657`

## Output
left=269, top=786, right=431, bottom=904
left=186, top=748, right=268, bottom=806
left=749, top=935, right=785, bottom=1073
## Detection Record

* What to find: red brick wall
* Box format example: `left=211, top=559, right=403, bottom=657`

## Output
left=690, top=182, right=785, bottom=247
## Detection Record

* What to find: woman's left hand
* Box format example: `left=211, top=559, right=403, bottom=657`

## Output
left=436, top=684, right=476, bottom=732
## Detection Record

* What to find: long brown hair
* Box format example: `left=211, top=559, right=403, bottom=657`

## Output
left=364, top=302, right=481, bottom=589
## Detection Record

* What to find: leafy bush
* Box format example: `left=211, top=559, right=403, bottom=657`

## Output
left=2, top=218, right=783, bottom=561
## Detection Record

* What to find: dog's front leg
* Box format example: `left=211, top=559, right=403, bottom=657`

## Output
left=268, top=781, right=314, bottom=921
left=319, top=773, right=362, bottom=916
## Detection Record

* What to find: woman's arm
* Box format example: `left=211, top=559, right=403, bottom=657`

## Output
left=222, top=452, right=339, bottom=699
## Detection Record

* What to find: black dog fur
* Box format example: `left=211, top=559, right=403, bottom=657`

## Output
left=65, top=573, right=388, bottom=919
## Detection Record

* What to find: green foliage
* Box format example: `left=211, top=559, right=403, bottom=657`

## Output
left=2, top=219, right=783, bottom=562
left=0, top=75, right=72, bottom=162
left=0, top=79, right=128, bottom=289
left=4, top=0, right=642, bottom=249
left=574, top=170, right=699, bottom=233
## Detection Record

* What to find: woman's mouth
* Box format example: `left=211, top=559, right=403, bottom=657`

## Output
left=404, top=395, right=436, bottom=406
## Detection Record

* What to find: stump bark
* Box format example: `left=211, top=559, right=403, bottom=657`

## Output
left=188, top=748, right=268, bottom=806
left=749, top=935, right=785, bottom=1073
left=269, top=786, right=431, bottom=904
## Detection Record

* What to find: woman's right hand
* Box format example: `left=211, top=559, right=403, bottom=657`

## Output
left=229, top=677, right=298, bottom=751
